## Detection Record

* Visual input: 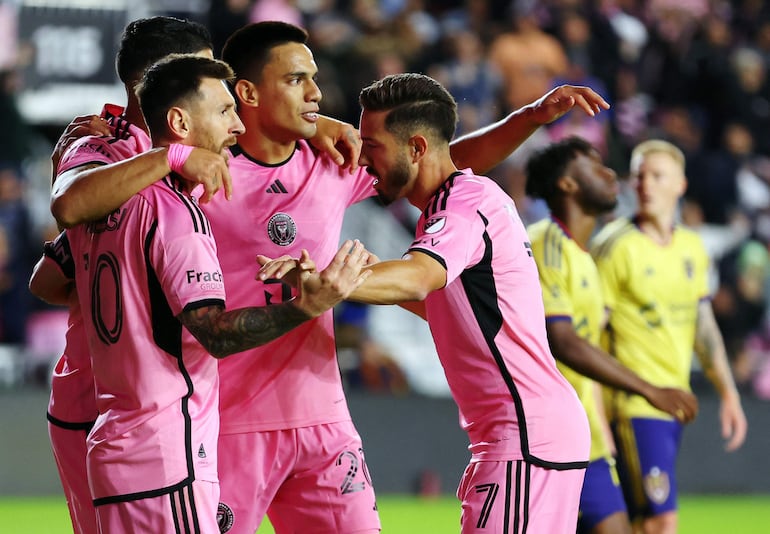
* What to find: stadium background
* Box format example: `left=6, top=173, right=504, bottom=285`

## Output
left=1, top=0, right=770, bottom=531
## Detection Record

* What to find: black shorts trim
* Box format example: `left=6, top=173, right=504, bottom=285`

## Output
left=93, top=476, right=195, bottom=507
left=46, top=412, right=95, bottom=431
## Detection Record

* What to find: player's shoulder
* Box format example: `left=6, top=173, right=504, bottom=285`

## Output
left=673, top=224, right=705, bottom=245
left=590, top=216, right=635, bottom=259
left=527, top=217, right=561, bottom=246
left=444, top=170, right=499, bottom=206
left=143, top=177, right=205, bottom=220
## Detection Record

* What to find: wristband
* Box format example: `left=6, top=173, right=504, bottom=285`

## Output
left=167, top=143, right=195, bottom=173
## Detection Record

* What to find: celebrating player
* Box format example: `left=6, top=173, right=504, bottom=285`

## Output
left=29, top=17, right=217, bottom=534
left=260, top=72, right=592, bottom=533
left=38, top=54, right=369, bottom=533
left=48, top=19, right=608, bottom=533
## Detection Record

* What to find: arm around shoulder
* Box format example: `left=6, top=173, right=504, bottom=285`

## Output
left=51, top=148, right=171, bottom=228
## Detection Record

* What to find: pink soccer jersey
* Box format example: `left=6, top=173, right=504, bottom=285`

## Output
left=46, top=105, right=151, bottom=530
left=408, top=170, right=590, bottom=466
left=57, top=104, right=152, bottom=175
left=48, top=104, right=151, bottom=428
left=60, top=175, right=225, bottom=503
left=202, top=140, right=376, bottom=434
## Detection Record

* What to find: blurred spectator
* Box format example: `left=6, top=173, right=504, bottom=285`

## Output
left=723, top=46, right=770, bottom=156
left=550, top=4, right=621, bottom=98
left=439, top=0, right=508, bottom=44
left=713, top=240, right=770, bottom=388
left=604, top=0, right=648, bottom=64
left=488, top=2, right=568, bottom=112
left=0, top=70, right=33, bottom=171
left=685, top=122, right=750, bottom=226
left=683, top=12, right=735, bottom=151
left=428, top=30, right=501, bottom=135
left=207, top=0, right=253, bottom=57
left=636, top=0, right=706, bottom=107
left=0, top=0, right=18, bottom=72
left=335, top=301, right=409, bottom=396
left=250, top=0, right=303, bottom=26
left=609, top=64, right=653, bottom=171
left=0, top=166, right=35, bottom=345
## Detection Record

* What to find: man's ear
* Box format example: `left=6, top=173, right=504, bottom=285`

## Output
left=234, top=79, right=258, bottom=108
left=167, top=107, right=190, bottom=139
left=409, top=135, right=428, bottom=163
left=557, top=175, right=578, bottom=194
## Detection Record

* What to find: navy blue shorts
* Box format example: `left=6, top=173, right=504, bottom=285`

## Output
left=612, top=417, right=683, bottom=520
left=577, top=456, right=628, bottom=533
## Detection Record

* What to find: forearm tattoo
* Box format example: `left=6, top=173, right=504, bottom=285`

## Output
left=694, top=310, right=716, bottom=370
left=182, top=302, right=311, bottom=358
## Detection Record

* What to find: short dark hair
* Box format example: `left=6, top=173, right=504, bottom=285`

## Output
left=136, top=55, right=234, bottom=138
left=359, top=73, right=458, bottom=144
left=116, top=16, right=212, bottom=85
left=221, top=21, right=309, bottom=84
left=525, top=136, right=594, bottom=206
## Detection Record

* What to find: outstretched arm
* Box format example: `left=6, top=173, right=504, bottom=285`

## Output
left=449, top=85, right=610, bottom=174
left=347, top=251, right=446, bottom=305
left=547, top=320, right=698, bottom=423
left=694, top=300, right=747, bottom=451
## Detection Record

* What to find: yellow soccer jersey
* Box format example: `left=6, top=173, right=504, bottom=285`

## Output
left=529, top=217, right=610, bottom=460
left=591, top=217, right=710, bottom=420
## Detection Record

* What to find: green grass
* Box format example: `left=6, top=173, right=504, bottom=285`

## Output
left=1, top=494, right=769, bottom=533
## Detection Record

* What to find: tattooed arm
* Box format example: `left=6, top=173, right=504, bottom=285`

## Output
left=694, top=300, right=747, bottom=451
left=181, top=301, right=313, bottom=358
left=181, top=240, right=371, bottom=358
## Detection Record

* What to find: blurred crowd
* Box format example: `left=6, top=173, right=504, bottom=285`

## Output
left=3, top=0, right=770, bottom=399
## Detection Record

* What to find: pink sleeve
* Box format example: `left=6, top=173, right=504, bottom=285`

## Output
left=149, top=190, right=226, bottom=316
left=57, top=135, right=136, bottom=174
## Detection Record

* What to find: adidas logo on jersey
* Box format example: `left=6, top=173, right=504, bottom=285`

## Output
left=266, top=179, right=288, bottom=194
left=198, top=444, right=207, bottom=458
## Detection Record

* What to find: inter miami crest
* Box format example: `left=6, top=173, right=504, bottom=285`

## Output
left=267, top=212, right=297, bottom=246
left=217, top=502, right=234, bottom=533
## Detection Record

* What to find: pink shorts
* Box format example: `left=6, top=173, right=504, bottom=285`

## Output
left=217, top=420, right=380, bottom=534
left=95, top=480, right=219, bottom=534
left=457, top=460, right=585, bottom=534
left=48, top=421, right=97, bottom=534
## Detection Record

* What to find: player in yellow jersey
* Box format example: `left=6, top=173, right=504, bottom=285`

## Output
left=591, top=139, right=747, bottom=534
left=525, top=137, right=698, bottom=534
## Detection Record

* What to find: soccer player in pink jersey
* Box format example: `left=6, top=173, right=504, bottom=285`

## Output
left=38, top=54, right=371, bottom=533
left=278, top=72, right=592, bottom=533
left=48, top=19, right=608, bottom=533
left=29, top=17, right=221, bottom=534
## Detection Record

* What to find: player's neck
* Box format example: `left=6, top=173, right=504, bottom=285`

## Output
left=236, top=128, right=297, bottom=164
left=636, top=213, right=675, bottom=245
left=413, top=156, right=458, bottom=210
left=557, top=207, right=596, bottom=249
left=123, top=91, right=149, bottom=134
